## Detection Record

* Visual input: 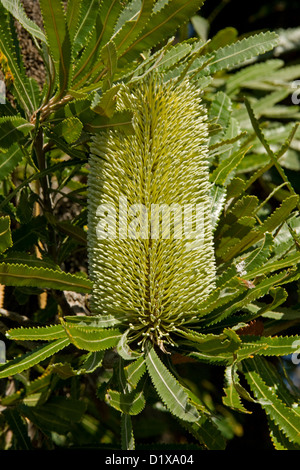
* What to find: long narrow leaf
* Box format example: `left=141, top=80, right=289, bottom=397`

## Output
left=145, top=345, right=199, bottom=422
left=0, top=338, right=70, bottom=378
left=0, top=262, right=92, bottom=293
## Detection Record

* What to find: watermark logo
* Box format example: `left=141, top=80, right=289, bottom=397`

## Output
left=95, top=197, right=205, bottom=251
left=291, top=80, right=300, bottom=105
left=0, top=340, right=6, bottom=364
left=0, top=80, right=6, bottom=104
left=291, top=340, right=300, bottom=365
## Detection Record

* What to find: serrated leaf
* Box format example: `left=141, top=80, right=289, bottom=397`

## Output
left=205, top=31, right=279, bottom=75
left=243, top=357, right=300, bottom=445
left=181, top=415, right=227, bottom=450
left=54, top=117, right=83, bottom=144
left=211, top=145, right=249, bottom=186
left=120, top=0, right=206, bottom=63
left=64, top=314, right=124, bottom=328
left=124, top=357, right=146, bottom=388
left=117, top=330, right=143, bottom=360
left=239, top=335, right=300, bottom=358
left=72, top=0, right=125, bottom=85
left=106, top=387, right=146, bottom=415
left=66, top=0, right=82, bottom=42
left=92, top=84, right=121, bottom=118
left=113, top=0, right=154, bottom=58
left=63, top=324, right=122, bottom=351
left=0, top=6, right=36, bottom=114
left=268, top=416, right=300, bottom=450
left=39, top=0, right=72, bottom=93
left=6, top=324, right=66, bottom=341
left=71, top=0, right=99, bottom=54
left=222, top=365, right=251, bottom=413
left=0, top=338, right=70, bottom=378
left=0, top=116, right=33, bottom=150
left=238, top=232, right=274, bottom=276
left=244, top=251, right=300, bottom=279
left=210, top=184, right=227, bottom=232
left=0, top=216, right=12, bottom=253
left=121, top=413, right=135, bottom=450
left=226, top=59, right=284, bottom=94
left=222, top=195, right=299, bottom=262
left=208, top=91, right=232, bottom=146
left=0, top=0, right=47, bottom=43
left=78, top=350, right=105, bottom=374
left=0, top=262, right=92, bottom=293
left=145, top=345, right=199, bottom=422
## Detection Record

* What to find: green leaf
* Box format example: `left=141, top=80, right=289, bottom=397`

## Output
left=0, top=338, right=70, bottom=378
left=210, top=145, right=249, bottom=186
left=39, top=0, right=72, bottom=93
left=0, top=0, right=47, bottom=43
left=66, top=0, right=82, bottom=42
left=120, top=0, right=206, bottom=63
left=72, top=0, right=125, bottom=85
left=181, top=416, right=227, bottom=450
left=113, top=0, right=154, bottom=57
left=145, top=345, right=199, bottom=422
left=0, top=262, right=92, bottom=293
left=221, top=195, right=299, bottom=262
left=0, top=116, right=33, bottom=150
left=226, top=59, right=284, bottom=95
left=19, top=397, right=86, bottom=434
left=268, top=417, right=300, bottom=450
left=124, top=357, right=147, bottom=388
left=0, top=6, right=37, bottom=114
left=210, top=184, right=227, bottom=232
left=64, top=314, right=124, bottom=328
left=243, top=357, right=300, bottom=445
left=244, top=251, right=300, bottom=279
left=71, top=0, right=99, bottom=54
left=91, top=84, right=121, bottom=118
left=105, top=387, right=146, bottom=415
left=0, top=216, right=12, bottom=253
left=6, top=324, right=66, bottom=341
left=121, top=414, right=135, bottom=450
left=205, top=31, right=279, bottom=75
left=63, top=324, right=122, bottom=351
left=117, top=330, right=143, bottom=360
left=222, top=365, right=251, bottom=414
left=239, top=232, right=274, bottom=276
left=239, top=334, right=300, bottom=358
left=54, top=116, right=83, bottom=144
left=78, top=350, right=105, bottom=374
left=208, top=91, right=232, bottom=145
left=3, top=408, right=32, bottom=450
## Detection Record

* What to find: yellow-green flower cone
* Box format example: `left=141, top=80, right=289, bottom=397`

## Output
left=88, top=76, right=216, bottom=350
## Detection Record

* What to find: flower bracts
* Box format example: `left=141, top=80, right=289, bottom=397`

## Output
left=87, top=76, right=216, bottom=350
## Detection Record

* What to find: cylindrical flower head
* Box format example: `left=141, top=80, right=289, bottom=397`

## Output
left=88, top=76, right=216, bottom=351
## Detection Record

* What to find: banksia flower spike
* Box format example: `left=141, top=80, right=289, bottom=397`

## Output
left=87, top=75, right=216, bottom=352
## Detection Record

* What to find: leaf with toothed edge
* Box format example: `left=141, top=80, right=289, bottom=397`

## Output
left=0, top=262, right=92, bottom=292
left=145, top=345, right=199, bottom=422
left=0, top=338, right=70, bottom=378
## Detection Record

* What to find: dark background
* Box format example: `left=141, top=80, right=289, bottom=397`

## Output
left=201, top=0, right=300, bottom=36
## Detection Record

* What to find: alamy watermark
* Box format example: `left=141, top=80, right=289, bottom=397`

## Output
left=291, top=340, right=300, bottom=365
left=0, top=340, right=6, bottom=364
left=291, top=80, right=300, bottom=105
left=96, top=197, right=205, bottom=250
left=0, top=80, right=6, bottom=104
